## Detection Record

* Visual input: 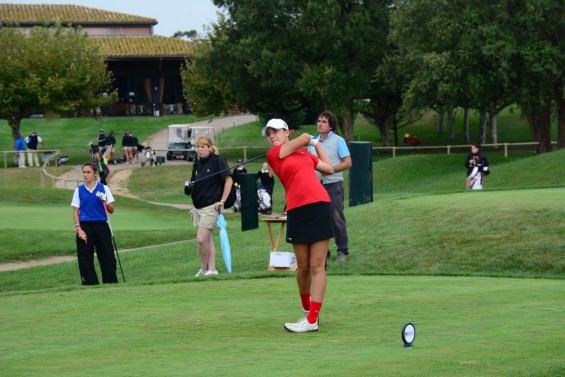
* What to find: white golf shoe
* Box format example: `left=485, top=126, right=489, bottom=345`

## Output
left=284, top=317, right=318, bottom=333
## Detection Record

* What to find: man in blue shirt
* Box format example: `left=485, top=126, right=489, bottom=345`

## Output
left=309, top=111, right=352, bottom=262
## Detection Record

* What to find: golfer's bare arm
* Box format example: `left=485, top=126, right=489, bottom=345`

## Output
left=73, top=207, right=80, bottom=225
left=106, top=202, right=114, bottom=214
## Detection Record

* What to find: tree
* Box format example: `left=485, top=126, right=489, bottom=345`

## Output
left=199, top=1, right=308, bottom=122
left=359, top=50, right=408, bottom=147
left=172, top=30, right=198, bottom=40
left=512, top=0, right=565, bottom=152
left=0, top=25, right=116, bottom=145
left=180, top=35, right=236, bottom=116
left=390, top=0, right=518, bottom=144
left=296, top=0, right=390, bottom=141
left=184, top=0, right=389, bottom=137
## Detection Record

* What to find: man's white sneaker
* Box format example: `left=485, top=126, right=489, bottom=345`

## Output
left=284, top=317, right=318, bottom=333
left=194, top=269, right=206, bottom=277
left=204, top=270, right=219, bottom=276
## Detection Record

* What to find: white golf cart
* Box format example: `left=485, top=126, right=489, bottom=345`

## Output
left=166, top=124, right=216, bottom=161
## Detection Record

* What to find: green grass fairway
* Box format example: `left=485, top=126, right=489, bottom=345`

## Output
left=2, top=114, right=565, bottom=377
left=1, top=276, right=563, bottom=377
left=0, top=202, right=190, bottom=231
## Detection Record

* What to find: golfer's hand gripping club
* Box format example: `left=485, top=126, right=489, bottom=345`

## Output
left=96, top=191, right=107, bottom=202
left=309, top=135, right=319, bottom=147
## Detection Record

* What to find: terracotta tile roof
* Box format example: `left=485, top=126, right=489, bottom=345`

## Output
left=0, top=3, right=157, bottom=26
left=90, top=36, right=194, bottom=58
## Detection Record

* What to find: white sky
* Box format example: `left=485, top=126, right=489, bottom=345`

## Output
left=5, top=0, right=222, bottom=36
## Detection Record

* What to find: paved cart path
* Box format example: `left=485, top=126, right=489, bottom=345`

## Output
left=54, top=114, right=257, bottom=192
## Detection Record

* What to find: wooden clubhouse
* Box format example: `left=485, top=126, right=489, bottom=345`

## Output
left=0, top=3, right=194, bottom=116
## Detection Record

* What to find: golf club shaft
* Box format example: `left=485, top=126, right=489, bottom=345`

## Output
left=102, top=200, right=126, bottom=283
left=189, top=154, right=266, bottom=185
left=111, top=234, right=126, bottom=283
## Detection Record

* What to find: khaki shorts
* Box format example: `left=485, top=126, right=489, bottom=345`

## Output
left=191, top=204, right=218, bottom=230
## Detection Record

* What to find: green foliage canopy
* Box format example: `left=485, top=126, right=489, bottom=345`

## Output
left=184, top=0, right=389, bottom=140
left=0, top=25, right=116, bottom=143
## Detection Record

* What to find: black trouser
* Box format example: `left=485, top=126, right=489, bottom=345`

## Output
left=76, top=221, right=118, bottom=285
left=323, top=181, right=349, bottom=254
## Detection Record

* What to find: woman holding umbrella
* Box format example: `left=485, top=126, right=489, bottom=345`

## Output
left=262, top=118, right=334, bottom=333
left=185, top=136, right=233, bottom=277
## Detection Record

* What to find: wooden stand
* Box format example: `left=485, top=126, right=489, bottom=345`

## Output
left=262, top=216, right=296, bottom=271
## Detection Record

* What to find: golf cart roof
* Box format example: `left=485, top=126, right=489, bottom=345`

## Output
left=167, top=124, right=215, bottom=129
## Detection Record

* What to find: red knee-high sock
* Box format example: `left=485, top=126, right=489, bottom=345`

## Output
left=307, top=301, right=322, bottom=324
left=300, top=292, right=311, bottom=312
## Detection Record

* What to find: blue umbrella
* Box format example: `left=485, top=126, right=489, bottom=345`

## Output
left=217, top=212, right=232, bottom=273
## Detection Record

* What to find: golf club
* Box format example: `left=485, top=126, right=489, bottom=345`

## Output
left=186, top=128, right=297, bottom=185
left=187, top=154, right=267, bottom=185
left=101, top=199, right=126, bottom=283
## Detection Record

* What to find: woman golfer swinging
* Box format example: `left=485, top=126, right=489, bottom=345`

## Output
left=71, top=161, right=118, bottom=285
left=263, top=118, right=335, bottom=332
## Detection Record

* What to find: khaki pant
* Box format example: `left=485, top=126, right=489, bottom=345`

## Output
left=27, top=150, right=40, bottom=167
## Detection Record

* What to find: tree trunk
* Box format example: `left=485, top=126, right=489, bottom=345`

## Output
left=537, top=104, right=553, bottom=153
left=392, top=113, right=398, bottom=147
left=9, top=116, right=22, bottom=144
left=379, top=119, right=389, bottom=147
left=526, top=104, right=552, bottom=154
left=525, top=113, right=539, bottom=143
left=488, top=110, right=498, bottom=145
left=436, top=110, right=444, bottom=133
left=555, top=81, right=565, bottom=149
left=9, top=116, right=22, bottom=166
left=447, top=109, right=456, bottom=141
left=341, top=103, right=353, bottom=143
left=462, top=107, right=470, bottom=144
left=478, top=109, right=487, bottom=144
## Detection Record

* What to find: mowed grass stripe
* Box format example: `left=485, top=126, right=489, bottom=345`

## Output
left=1, top=276, right=563, bottom=377
left=0, top=201, right=190, bottom=231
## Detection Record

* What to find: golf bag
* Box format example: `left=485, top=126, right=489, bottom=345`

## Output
left=141, top=146, right=156, bottom=167
left=258, top=187, right=272, bottom=215
left=233, top=185, right=242, bottom=212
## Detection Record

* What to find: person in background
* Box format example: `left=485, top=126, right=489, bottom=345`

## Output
left=15, top=133, right=27, bottom=168
left=465, top=144, right=490, bottom=190
left=256, top=162, right=275, bottom=205
left=185, top=137, right=233, bottom=277
left=71, top=161, right=118, bottom=285
left=309, top=111, right=352, bottom=263
left=93, top=147, right=111, bottom=185
left=232, top=159, right=247, bottom=187
left=263, top=118, right=334, bottom=333
left=231, top=159, right=247, bottom=212
left=404, top=132, right=421, bottom=146
left=104, top=131, right=116, bottom=164
left=131, top=132, right=140, bottom=163
left=121, top=131, right=135, bottom=163
left=97, top=129, right=107, bottom=150
left=25, top=130, right=45, bottom=167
